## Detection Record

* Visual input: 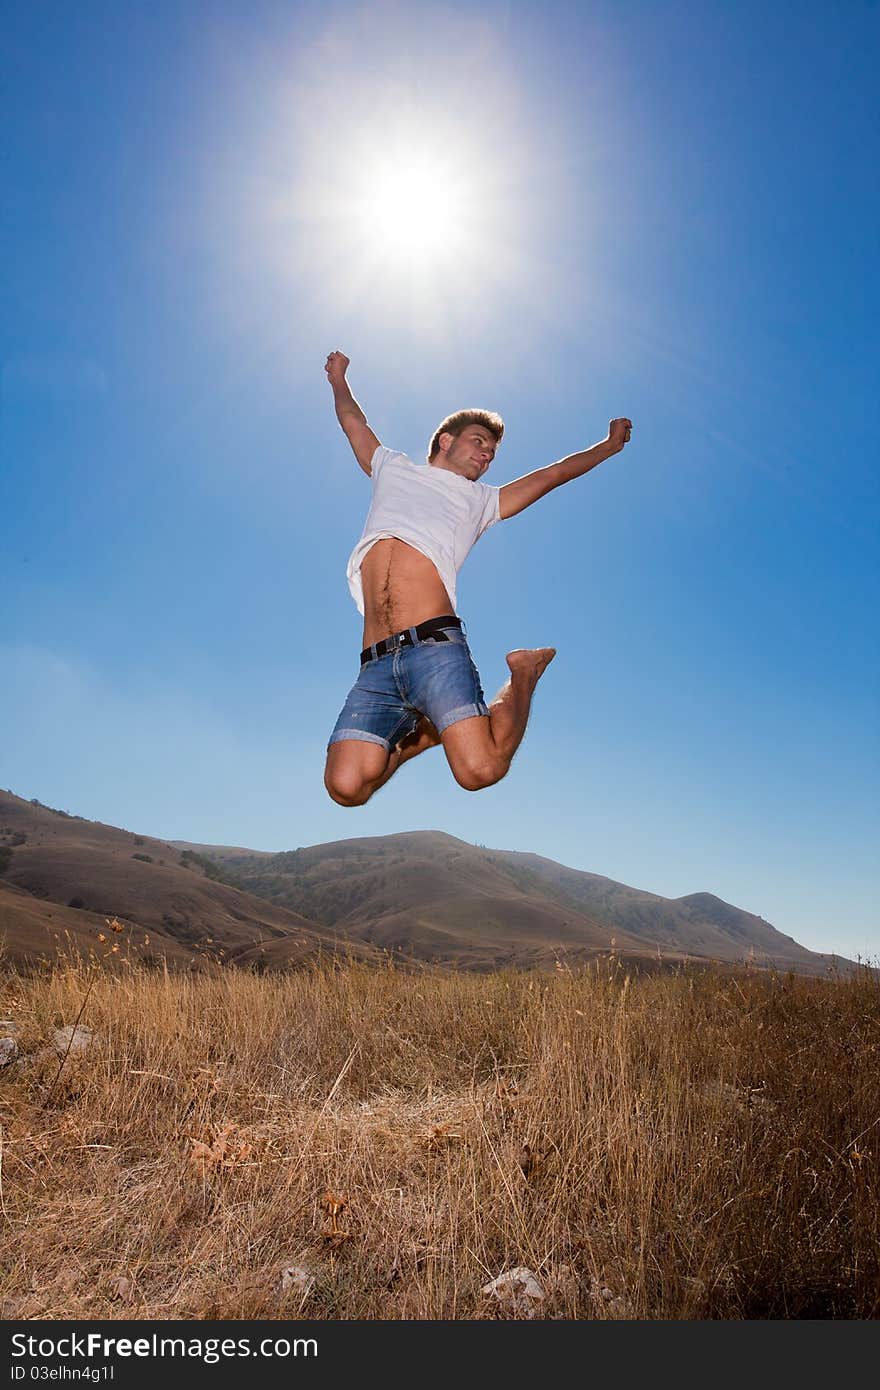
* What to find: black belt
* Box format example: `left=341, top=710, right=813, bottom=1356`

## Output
left=361, top=614, right=462, bottom=664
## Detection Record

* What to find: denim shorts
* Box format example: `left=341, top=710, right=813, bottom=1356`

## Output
left=328, top=620, right=489, bottom=752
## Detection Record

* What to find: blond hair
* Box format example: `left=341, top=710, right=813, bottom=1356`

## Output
left=428, top=409, right=504, bottom=462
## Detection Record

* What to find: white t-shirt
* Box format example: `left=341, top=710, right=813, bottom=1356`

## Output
left=346, top=446, right=502, bottom=615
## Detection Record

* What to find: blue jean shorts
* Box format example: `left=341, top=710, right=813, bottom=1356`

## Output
left=328, top=619, right=489, bottom=752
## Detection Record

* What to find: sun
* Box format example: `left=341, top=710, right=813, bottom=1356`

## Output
left=347, top=132, right=478, bottom=269
left=356, top=161, right=454, bottom=260
left=259, top=89, right=531, bottom=326
left=215, top=15, right=574, bottom=343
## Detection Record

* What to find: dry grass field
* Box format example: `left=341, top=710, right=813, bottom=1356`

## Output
left=1, top=942, right=878, bottom=1320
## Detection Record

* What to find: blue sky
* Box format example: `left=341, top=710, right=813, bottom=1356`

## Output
left=3, top=0, right=878, bottom=962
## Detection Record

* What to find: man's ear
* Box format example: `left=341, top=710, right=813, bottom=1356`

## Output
left=437, top=431, right=454, bottom=454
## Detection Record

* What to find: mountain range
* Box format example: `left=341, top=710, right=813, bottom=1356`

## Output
left=0, top=789, right=851, bottom=976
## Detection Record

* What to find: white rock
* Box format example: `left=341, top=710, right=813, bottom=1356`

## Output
left=280, top=1266, right=315, bottom=1299
left=481, top=1267, right=546, bottom=1317
left=52, top=1025, right=95, bottom=1054
left=0, top=1037, right=18, bottom=1067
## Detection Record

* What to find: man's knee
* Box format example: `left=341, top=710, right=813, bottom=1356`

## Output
left=324, top=749, right=384, bottom=806
left=324, top=775, right=373, bottom=807
left=448, top=751, right=507, bottom=793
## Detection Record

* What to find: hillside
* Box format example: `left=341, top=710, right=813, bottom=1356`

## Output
left=177, top=829, right=844, bottom=976
left=0, top=792, right=380, bottom=971
left=0, top=791, right=850, bottom=975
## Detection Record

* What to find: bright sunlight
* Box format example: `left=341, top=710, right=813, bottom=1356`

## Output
left=217, top=10, right=574, bottom=346
left=347, top=131, right=477, bottom=268
left=265, top=101, right=533, bottom=335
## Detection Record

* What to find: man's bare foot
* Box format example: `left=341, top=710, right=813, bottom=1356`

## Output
left=505, top=647, right=557, bottom=689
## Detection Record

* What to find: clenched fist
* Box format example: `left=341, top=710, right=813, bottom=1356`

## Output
left=325, top=351, right=350, bottom=385
left=608, top=417, right=633, bottom=451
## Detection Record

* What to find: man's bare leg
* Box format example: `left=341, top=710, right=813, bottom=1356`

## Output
left=325, top=647, right=553, bottom=803
left=440, top=647, right=556, bottom=791
left=369, top=717, right=440, bottom=793
left=324, top=717, right=440, bottom=806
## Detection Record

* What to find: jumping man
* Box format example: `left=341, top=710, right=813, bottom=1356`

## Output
left=323, top=350, right=632, bottom=806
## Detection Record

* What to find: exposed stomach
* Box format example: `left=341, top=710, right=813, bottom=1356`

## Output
left=360, top=538, right=454, bottom=646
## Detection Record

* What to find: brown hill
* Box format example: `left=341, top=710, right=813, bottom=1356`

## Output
left=178, top=829, right=847, bottom=976
left=0, top=791, right=379, bottom=971
left=484, top=849, right=822, bottom=967
left=1, top=792, right=851, bottom=976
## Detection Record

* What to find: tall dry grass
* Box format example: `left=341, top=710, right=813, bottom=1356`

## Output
left=1, top=946, right=878, bottom=1319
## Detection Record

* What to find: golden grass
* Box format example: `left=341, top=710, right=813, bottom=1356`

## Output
left=1, top=948, right=878, bottom=1319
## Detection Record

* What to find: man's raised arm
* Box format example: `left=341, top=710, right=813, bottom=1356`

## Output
left=325, top=351, right=381, bottom=477
left=498, top=418, right=633, bottom=520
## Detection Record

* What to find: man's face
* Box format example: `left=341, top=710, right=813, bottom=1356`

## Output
left=435, top=424, right=497, bottom=481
